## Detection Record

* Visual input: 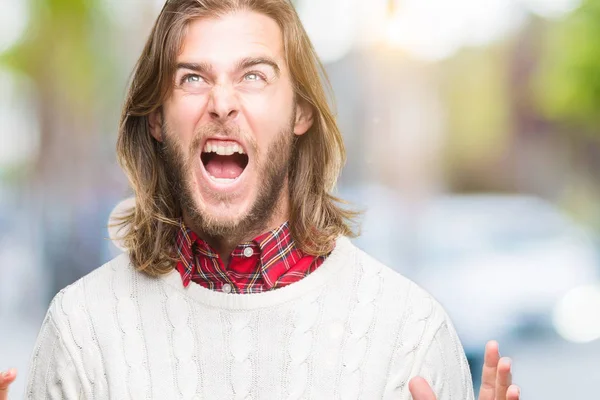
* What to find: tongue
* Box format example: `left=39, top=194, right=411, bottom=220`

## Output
left=205, top=155, right=244, bottom=179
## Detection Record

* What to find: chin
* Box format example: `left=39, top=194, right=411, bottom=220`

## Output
left=203, top=203, right=251, bottom=227
left=189, top=188, right=257, bottom=235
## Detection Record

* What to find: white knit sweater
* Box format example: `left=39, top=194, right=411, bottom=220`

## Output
left=25, top=236, right=474, bottom=399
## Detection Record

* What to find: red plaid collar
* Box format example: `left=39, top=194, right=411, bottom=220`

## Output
left=175, top=220, right=323, bottom=292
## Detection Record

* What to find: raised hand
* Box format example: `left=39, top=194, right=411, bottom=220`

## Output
left=409, top=341, right=521, bottom=400
left=0, top=369, right=17, bottom=400
left=477, top=341, right=520, bottom=400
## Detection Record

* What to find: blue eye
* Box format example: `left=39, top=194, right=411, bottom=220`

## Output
left=185, top=75, right=201, bottom=83
left=244, top=73, right=263, bottom=81
left=180, top=74, right=205, bottom=86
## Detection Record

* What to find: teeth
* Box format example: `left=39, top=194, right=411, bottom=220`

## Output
left=213, top=146, right=229, bottom=156
left=209, top=176, right=238, bottom=183
left=203, top=141, right=246, bottom=155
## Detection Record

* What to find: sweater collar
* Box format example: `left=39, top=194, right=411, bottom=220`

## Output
left=164, top=235, right=354, bottom=310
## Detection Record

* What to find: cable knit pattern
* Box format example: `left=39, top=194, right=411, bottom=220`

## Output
left=81, top=278, right=110, bottom=398
left=339, top=257, right=383, bottom=399
left=112, top=261, right=149, bottom=399
left=166, top=292, right=199, bottom=398
left=60, top=284, right=103, bottom=398
left=286, top=290, right=321, bottom=400
left=383, top=284, right=435, bottom=399
left=26, top=237, right=474, bottom=399
left=227, top=312, right=254, bottom=400
left=26, top=294, right=84, bottom=399
left=419, top=321, right=474, bottom=399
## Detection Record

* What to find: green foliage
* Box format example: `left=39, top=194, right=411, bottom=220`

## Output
left=534, top=0, right=600, bottom=130
left=0, top=0, right=113, bottom=108
left=439, top=44, right=513, bottom=165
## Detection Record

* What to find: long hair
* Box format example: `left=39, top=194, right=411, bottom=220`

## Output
left=115, top=0, right=358, bottom=276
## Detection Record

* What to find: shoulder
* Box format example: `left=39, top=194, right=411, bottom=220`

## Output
left=350, top=242, right=451, bottom=334
left=349, top=245, right=473, bottom=395
left=46, top=253, right=146, bottom=328
left=60, top=252, right=136, bottom=297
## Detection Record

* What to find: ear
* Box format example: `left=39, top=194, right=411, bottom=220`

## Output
left=293, top=99, right=314, bottom=136
left=148, top=109, right=163, bottom=142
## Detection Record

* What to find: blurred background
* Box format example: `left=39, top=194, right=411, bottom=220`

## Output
left=1, top=0, right=600, bottom=397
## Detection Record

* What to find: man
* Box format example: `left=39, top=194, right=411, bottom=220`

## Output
left=3, top=0, right=521, bottom=398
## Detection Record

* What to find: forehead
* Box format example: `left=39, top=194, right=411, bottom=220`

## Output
left=178, top=10, right=284, bottom=67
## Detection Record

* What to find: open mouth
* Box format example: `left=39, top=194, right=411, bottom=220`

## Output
left=200, top=140, right=249, bottom=183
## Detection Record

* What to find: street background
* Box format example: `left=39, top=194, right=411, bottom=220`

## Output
left=2, top=0, right=600, bottom=397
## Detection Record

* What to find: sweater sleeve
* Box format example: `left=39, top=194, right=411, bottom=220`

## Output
left=25, top=292, right=86, bottom=399
left=383, top=285, right=475, bottom=400
left=416, top=318, right=475, bottom=400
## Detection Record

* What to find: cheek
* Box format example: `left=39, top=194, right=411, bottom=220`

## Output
left=166, top=95, right=208, bottom=143
left=240, top=91, right=294, bottom=147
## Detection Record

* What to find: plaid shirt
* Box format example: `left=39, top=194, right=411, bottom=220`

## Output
left=175, top=221, right=328, bottom=293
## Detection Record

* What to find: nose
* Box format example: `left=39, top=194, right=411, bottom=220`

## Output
left=208, top=84, right=239, bottom=122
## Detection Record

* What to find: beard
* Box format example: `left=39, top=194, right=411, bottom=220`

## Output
left=160, top=117, right=296, bottom=241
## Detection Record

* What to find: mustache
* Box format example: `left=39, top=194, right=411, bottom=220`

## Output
left=189, top=122, right=245, bottom=153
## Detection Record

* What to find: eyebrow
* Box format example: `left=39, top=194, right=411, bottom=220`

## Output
left=235, top=57, right=280, bottom=76
left=176, top=61, right=213, bottom=75
left=176, top=56, right=280, bottom=77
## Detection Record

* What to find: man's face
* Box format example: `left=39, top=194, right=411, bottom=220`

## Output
left=153, top=11, right=313, bottom=237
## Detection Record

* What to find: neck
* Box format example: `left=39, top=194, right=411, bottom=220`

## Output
left=184, top=186, right=290, bottom=266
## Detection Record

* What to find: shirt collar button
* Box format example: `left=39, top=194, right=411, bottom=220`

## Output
left=243, top=247, right=254, bottom=258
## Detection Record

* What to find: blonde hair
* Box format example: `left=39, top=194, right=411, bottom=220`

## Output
left=116, top=0, right=357, bottom=276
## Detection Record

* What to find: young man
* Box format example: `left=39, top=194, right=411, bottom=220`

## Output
left=3, top=0, right=521, bottom=398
